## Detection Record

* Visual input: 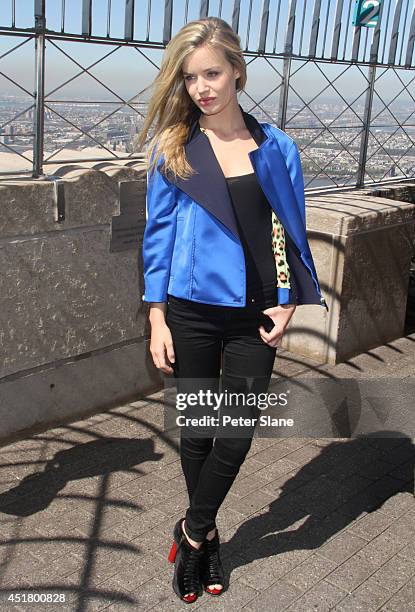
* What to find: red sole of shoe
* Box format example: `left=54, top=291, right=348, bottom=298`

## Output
left=205, top=586, right=224, bottom=595
left=182, top=593, right=198, bottom=603
left=168, top=540, right=177, bottom=563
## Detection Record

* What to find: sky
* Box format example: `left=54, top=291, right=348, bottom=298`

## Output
left=0, top=0, right=413, bottom=105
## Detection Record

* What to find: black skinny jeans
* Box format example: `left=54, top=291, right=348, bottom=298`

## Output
left=165, top=294, right=277, bottom=542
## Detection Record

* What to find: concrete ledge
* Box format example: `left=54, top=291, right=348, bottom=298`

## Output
left=0, top=163, right=146, bottom=236
left=282, top=184, right=415, bottom=364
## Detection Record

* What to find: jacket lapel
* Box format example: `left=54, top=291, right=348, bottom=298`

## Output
left=162, top=105, right=268, bottom=241
left=249, top=128, right=308, bottom=255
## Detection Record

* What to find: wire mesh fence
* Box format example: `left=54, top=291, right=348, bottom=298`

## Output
left=0, top=0, right=414, bottom=191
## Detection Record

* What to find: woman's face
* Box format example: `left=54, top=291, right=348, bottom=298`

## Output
left=182, top=45, right=240, bottom=115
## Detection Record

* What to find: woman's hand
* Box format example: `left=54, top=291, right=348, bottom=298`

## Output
left=258, top=304, right=297, bottom=348
left=149, top=303, right=175, bottom=375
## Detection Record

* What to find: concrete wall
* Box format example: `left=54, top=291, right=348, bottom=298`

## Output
left=282, top=187, right=415, bottom=364
left=0, top=162, right=161, bottom=442
left=1, top=167, right=414, bottom=441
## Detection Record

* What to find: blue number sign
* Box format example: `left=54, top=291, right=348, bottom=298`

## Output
left=352, top=0, right=383, bottom=28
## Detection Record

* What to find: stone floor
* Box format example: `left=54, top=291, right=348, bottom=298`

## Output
left=1, top=335, right=415, bottom=611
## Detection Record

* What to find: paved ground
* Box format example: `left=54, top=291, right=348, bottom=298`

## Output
left=1, top=335, right=415, bottom=612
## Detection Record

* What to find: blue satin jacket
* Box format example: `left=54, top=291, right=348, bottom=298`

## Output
left=141, top=106, right=329, bottom=311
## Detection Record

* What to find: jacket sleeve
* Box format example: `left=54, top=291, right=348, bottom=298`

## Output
left=141, top=159, right=178, bottom=303
left=285, top=140, right=306, bottom=230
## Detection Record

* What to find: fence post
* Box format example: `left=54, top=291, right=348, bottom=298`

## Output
left=277, top=56, right=291, bottom=131
left=356, top=63, right=376, bottom=188
left=33, top=0, right=46, bottom=178
left=277, top=0, right=296, bottom=130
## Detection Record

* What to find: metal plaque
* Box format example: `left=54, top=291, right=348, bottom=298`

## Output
left=110, top=179, right=146, bottom=252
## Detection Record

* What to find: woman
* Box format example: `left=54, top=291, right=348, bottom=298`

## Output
left=137, top=17, right=328, bottom=604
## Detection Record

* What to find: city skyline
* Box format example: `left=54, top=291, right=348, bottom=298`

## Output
left=1, top=95, right=412, bottom=188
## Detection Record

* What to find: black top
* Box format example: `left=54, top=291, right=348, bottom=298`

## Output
left=225, top=171, right=278, bottom=309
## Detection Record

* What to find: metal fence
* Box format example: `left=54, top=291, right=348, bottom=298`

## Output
left=0, top=0, right=414, bottom=191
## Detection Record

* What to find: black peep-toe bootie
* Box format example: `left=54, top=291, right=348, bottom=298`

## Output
left=168, top=517, right=204, bottom=604
left=200, top=528, right=225, bottom=596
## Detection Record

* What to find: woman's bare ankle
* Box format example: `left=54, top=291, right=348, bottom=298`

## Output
left=182, top=520, right=202, bottom=549
left=206, top=526, right=217, bottom=541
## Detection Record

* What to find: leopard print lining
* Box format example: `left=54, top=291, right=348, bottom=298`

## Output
left=271, top=210, right=291, bottom=288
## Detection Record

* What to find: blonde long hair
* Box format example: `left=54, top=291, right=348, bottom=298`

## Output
left=135, top=17, right=247, bottom=180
